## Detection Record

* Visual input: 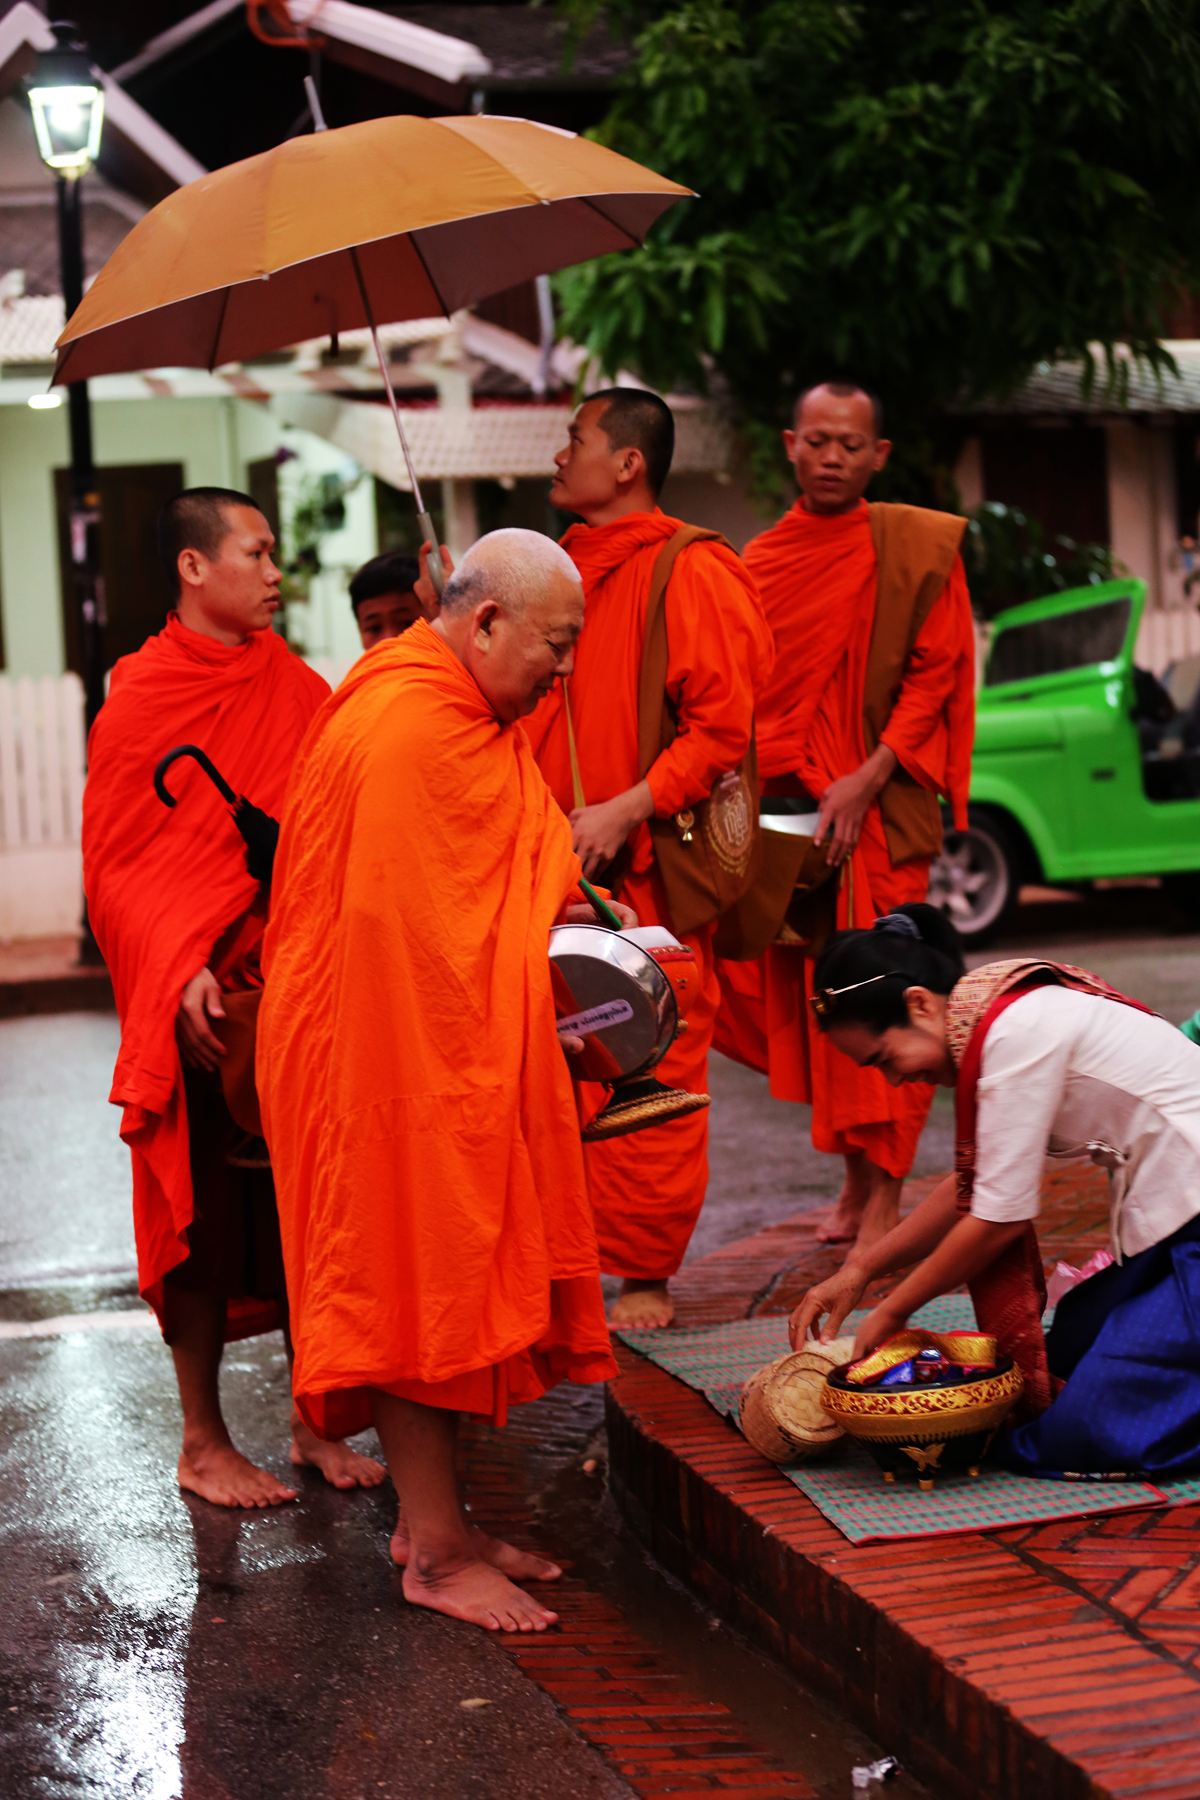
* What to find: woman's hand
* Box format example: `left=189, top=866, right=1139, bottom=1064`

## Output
left=788, top=1262, right=870, bottom=1348
left=851, top=1298, right=907, bottom=1361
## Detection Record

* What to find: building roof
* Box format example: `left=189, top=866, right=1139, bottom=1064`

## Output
left=967, top=344, right=1200, bottom=422
left=390, top=7, right=629, bottom=89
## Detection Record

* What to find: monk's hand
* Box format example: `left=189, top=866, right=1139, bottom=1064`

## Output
left=562, top=899, right=638, bottom=930
left=812, top=744, right=898, bottom=867
left=176, top=967, right=227, bottom=1072
left=569, top=781, right=655, bottom=877
left=415, top=540, right=454, bottom=616
left=787, top=1261, right=870, bottom=1349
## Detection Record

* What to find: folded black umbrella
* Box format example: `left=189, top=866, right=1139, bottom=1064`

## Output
left=154, top=745, right=279, bottom=883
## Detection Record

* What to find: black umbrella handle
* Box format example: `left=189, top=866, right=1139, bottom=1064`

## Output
left=154, top=744, right=238, bottom=809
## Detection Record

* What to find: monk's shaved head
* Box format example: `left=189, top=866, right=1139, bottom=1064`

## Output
left=784, top=384, right=892, bottom=516
left=590, top=388, right=675, bottom=498
left=440, top=528, right=581, bottom=619
left=159, top=487, right=262, bottom=600
left=794, top=382, right=884, bottom=439
left=435, top=529, right=584, bottom=725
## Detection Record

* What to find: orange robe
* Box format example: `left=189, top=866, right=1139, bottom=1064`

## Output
left=714, top=500, right=975, bottom=1177
left=258, top=620, right=617, bottom=1440
left=82, top=615, right=329, bottom=1332
left=523, top=509, right=774, bottom=1280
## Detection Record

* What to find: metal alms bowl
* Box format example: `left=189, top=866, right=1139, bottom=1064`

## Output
left=548, top=924, right=678, bottom=1085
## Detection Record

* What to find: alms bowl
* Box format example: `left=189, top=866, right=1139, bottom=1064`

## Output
left=822, top=1354, right=1024, bottom=1489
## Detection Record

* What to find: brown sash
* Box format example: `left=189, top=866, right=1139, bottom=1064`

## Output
left=594, top=527, right=762, bottom=936
left=864, top=503, right=967, bottom=864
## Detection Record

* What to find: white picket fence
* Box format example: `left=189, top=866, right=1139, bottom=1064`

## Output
left=0, top=673, right=86, bottom=940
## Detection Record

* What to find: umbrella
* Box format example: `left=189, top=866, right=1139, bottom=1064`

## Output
left=52, top=106, right=692, bottom=582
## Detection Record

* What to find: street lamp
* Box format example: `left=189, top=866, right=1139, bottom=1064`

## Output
left=28, top=21, right=105, bottom=964
left=28, top=21, right=105, bottom=730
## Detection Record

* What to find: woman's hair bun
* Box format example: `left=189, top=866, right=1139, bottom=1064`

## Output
left=810, top=901, right=965, bottom=1034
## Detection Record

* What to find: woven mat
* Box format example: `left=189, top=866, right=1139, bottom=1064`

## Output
left=617, top=1299, right=1166, bottom=1545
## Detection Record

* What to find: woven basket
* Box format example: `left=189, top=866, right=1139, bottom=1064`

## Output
left=738, top=1337, right=855, bottom=1464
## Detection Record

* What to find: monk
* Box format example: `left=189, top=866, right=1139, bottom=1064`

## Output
left=258, top=528, right=622, bottom=1633
left=715, top=384, right=976, bottom=1251
left=84, top=487, right=384, bottom=1508
left=525, top=389, right=774, bottom=1329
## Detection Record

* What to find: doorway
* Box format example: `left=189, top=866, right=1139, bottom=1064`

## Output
left=55, top=461, right=184, bottom=674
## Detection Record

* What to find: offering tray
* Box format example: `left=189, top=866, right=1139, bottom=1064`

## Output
left=823, top=1330, right=1024, bottom=1490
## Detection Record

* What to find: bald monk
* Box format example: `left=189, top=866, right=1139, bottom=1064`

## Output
left=258, top=528, right=622, bottom=1633
left=715, top=384, right=976, bottom=1250
left=84, top=486, right=384, bottom=1507
left=525, top=389, right=774, bottom=1329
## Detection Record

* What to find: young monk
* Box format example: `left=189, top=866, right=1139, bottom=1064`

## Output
left=789, top=904, right=1200, bottom=1475
left=349, top=550, right=424, bottom=651
left=715, top=383, right=976, bottom=1254
left=258, top=529, right=624, bottom=1633
left=84, top=487, right=384, bottom=1508
left=524, top=389, right=774, bottom=1330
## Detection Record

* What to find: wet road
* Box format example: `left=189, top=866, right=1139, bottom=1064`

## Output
left=2, top=894, right=1195, bottom=1798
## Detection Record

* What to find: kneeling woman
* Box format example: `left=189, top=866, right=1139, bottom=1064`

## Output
left=789, top=905, right=1200, bottom=1476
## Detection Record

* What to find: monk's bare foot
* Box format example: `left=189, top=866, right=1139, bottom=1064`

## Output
left=391, top=1515, right=561, bottom=1581
left=816, top=1167, right=870, bottom=1243
left=289, top=1418, right=387, bottom=1490
left=608, top=1280, right=674, bottom=1330
left=178, top=1442, right=299, bottom=1509
left=403, top=1549, right=558, bottom=1632
left=852, top=1191, right=901, bottom=1257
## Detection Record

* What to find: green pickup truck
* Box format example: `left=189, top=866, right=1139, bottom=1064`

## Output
left=928, top=580, right=1200, bottom=943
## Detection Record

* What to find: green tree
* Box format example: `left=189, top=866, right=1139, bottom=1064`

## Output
left=555, top=0, right=1200, bottom=499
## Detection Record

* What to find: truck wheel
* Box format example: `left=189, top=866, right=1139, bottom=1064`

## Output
left=927, top=810, right=1020, bottom=946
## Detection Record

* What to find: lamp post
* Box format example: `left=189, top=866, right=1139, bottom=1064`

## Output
left=28, top=20, right=105, bottom=734
left=28, top=21, right=105, bottom=964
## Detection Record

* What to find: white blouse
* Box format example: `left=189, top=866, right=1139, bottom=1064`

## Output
left=971, top=985, right=1200, bottom=1258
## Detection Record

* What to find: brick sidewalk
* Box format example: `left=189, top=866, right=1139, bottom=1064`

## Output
left=457, top=1391, right=820, bottom=1799
left=606, top=1167, right=1200, bottom=1800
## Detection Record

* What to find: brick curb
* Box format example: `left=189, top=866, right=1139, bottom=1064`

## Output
left=605, top=1201, right=1200, bottom=1800
left=0, top=969, right=113, bottom=1018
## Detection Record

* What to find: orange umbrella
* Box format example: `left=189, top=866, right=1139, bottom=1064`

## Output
left=52, top=110, right=691, bottom=572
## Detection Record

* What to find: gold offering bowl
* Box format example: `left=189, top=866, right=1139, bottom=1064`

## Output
left=823, top=1335, right=1024, bottom=1490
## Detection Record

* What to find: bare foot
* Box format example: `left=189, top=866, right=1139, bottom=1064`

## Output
left=816, top=1157, right=870, bottom=1243
left=814, top=1198, right=863, bottom=1244
left=608, top=1280, right=675, bottom=1330
left=852, top=1190, right=901, bottom=1257
left=289, top=1418, right=387, bottom=1490
left=178, top=1441, right=299, bottom=1509
left=403, top=1549, right=558, bottom=1632
left=391, top=1514, right=561, bottom=1581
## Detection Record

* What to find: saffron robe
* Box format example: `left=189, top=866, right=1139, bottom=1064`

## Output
left=524, top=509, right=774, bottom=1279
left=258, top=620, right=617, bottom=1439
left=715, top=500, right=975, bottom=1178
left=82, top=615, right=329, bottom=1330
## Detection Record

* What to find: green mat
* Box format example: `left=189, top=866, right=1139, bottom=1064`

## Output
left=617, top=1298, right=1177, bottom=1545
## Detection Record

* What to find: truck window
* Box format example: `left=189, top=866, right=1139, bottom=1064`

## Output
left=986, top=598, right=1131, bottom=687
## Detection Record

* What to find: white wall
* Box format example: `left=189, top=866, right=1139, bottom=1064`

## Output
left=0, top=396, right=378, bottom=677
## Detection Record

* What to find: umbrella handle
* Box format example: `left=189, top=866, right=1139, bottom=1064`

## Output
left=154, top=744, right=238, bottom=809
left=418, top=512, right=446, bottom=598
